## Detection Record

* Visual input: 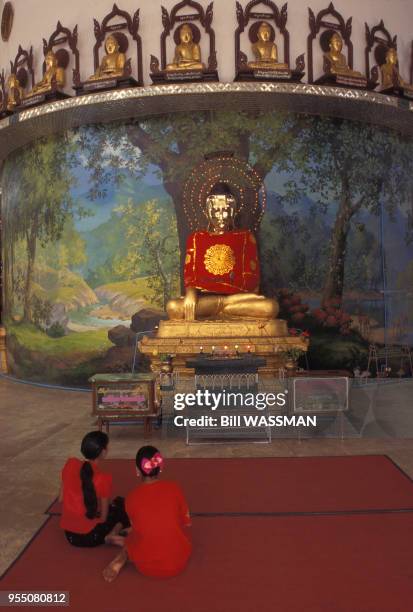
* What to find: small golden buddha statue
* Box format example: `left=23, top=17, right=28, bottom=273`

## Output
left=26, top=50, right=65, bottom=97
left=166, top=182, right=278, bottom=321
left=324, top=32, right=362, bottom=78
left=88, top=34, right=126, bottom=81
left=6, top=73, right=24, bottom=109
left=248, top=21, right=288, bottom=70
left=165, top=24, right=205, bottom=71
left=380, top=47, right=413, bottom=91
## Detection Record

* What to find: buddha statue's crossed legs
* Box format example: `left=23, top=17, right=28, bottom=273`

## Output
left=167, top=292, right=279, bottom=320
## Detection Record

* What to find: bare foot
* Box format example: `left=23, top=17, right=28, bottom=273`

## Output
left=103, top=549, right=128, bottom=583
left=103, top=562, right=121, bottom=583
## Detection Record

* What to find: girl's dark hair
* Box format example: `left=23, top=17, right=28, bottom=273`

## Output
left=80, top=431, right=108, bottom=519
left=136, top=445, right=161, bottom=478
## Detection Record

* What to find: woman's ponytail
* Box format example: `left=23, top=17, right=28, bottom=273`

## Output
left=79, top=431, right=109, bottom=519
left=80, top=461, right=98, bottom=519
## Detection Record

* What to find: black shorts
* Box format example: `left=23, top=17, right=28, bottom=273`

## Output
left=65, top=496, right=130, bottom=548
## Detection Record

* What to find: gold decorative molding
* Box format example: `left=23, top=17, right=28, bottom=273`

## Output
left=0, top=81, right=411, bottom=161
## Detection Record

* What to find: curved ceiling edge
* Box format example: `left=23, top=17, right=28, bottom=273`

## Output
left=0, top=82, right=411, bottom=160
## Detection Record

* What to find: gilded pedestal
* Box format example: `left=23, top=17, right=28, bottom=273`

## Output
left=139, top=319, right=308, bottom=378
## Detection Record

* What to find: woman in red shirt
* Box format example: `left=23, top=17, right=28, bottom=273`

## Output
left=60, top=431, right=130, bottom=547
left=103, top=445, right=191, bottom=582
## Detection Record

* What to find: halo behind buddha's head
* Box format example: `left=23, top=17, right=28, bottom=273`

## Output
left=183, top=153, right=266, bottom=232
left=320, top=29, right=341, bottom=53
left=375, top=44, right=397, bottom=67
left=249, top=20, right=275, bottom=44
left=174, top=22, right=201, bottom=45
left=208, top=182, right=234, bottom=198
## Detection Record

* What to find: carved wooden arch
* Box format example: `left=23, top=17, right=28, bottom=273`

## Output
left=92, top=3, right=142, bottom=84
left=42, top=21, right=80, bottom=87
left=10, top=45, right=34, bottom=90
left=159, top=0, right=216, bottom=71
left=365, top=20, right=397, bottom=80
left=235, top=0, right=290, bottom=72
left=307, top=2, right=353, bottom=84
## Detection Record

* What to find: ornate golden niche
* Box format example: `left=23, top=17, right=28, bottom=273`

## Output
left=308, top=2, right=372, bottom=90
left=235, top=0, right=305, bottom=83
left=5, top=45, right=34, bottom=112
left=150, top=0, right=218, bottom=84
left=365, top=20, right=413, bottom=99
left=75, top=3, right=142, bottom=95
left=13, top=22, right=78, bottom=110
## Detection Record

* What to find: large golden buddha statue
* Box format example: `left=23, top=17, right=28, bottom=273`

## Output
left=88, top=34, right=126, bottom=81
left=6, top=73, right=24, bottom=109
left=324, top=32, right=362, bottom=78
left=140, top=181, right=306, bottom=378
left=25, top=50, right=65, bottom=97
left=166, top=183, right=278, bottom=321
left=166, top=24, right=205, bottom=71
left=248, top=21, right=287, bottom=70
left=380, top=47, right=413, bottom=92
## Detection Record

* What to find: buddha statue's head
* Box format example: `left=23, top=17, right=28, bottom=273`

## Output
left=105, top=34, right=120, bottom=55
left=329, top=32, right=343, bottom=54
left=45, top=50, right=58, bottom=71
left=257, top=22, right=272, bottom=43
left=179, top=24, right=193, bottom=44
left=206, top=182, right=237, bottom=233
left=386, top=47, right=398, bottom=65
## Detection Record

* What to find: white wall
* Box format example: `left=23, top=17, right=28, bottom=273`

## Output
left=1, top=0, right=412, bottom=91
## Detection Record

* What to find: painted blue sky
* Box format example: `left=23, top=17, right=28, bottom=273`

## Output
left=71, top=165, right=169, bottom=232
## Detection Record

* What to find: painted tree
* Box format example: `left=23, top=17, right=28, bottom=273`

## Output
left=114, top=198, right=180, bottom=310
left=284, top=117, right=413, bottom=303
left=1, top=155, right=21, bottom=317
left=2, top=135, right=78, bottom=322
left=38, top=218, right=87, bottom=271
left=75, top=111, right=307, bottom=272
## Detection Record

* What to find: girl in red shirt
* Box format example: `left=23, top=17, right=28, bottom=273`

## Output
left=60, top=431, right=130, bottom=547
left=103, top=445, right=191, bottom=582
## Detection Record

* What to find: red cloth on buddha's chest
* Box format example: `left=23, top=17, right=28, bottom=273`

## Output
left=183, top=230, right=260, bottom=294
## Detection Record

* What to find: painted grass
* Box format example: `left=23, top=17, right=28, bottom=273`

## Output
left=7, top=323, right=112, bottom=357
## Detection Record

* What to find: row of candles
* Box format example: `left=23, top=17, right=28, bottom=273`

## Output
left=199, top=345, right=251, bottom=355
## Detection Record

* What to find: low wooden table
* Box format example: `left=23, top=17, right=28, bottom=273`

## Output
left=89, top=373, right=158, bottom=436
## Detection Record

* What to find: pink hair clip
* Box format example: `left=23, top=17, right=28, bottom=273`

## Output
left=141, top=452, right=164, bottom=475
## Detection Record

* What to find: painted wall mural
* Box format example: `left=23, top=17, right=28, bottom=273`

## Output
left=2, top=111, right=413, bottom=385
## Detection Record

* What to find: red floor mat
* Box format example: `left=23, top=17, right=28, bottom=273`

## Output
left=2, top=513, right=413, bottom=612
left=47, top=455, right=413, bottom=515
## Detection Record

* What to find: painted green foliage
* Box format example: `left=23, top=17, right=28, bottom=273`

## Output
left=113, top=197, right=180, bottom=310
left=282, top=116, right=413, bottom=302
left=2, top=111, right=413, bottom=383
left=2, top=135, right=83, bottom=323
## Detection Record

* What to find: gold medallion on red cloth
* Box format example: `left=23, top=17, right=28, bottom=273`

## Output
left=204, top=244, right=235, bottom=275
left=184, top=230, right=260, bottom=295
